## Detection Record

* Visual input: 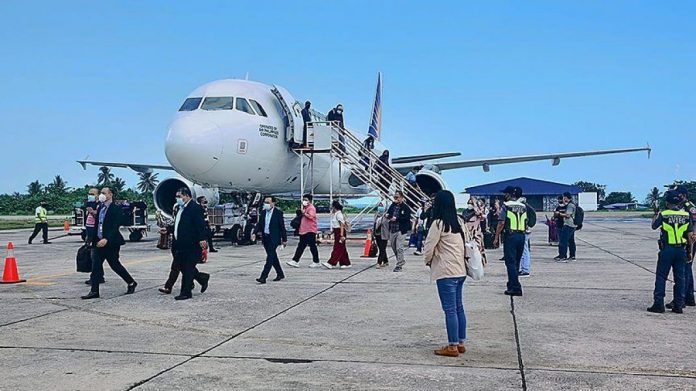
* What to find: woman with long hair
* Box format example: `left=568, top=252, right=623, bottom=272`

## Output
left=423, top=190, right=468, bottom=357
left=322, top=200, right=351, bottom=269
left=462, top=196, right=487, bottom=265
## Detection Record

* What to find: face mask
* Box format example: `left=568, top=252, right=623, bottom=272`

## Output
left=87, top=195, right=96, bottom=202
left=302, top=200, right=309, bottom=207
left=175, top=197, right=185, bottom=207
left=263, top=203, right=271, bottom=211
left=467, top=204, right=474, bottom=210
left=98, top=194, right=107, bottom=203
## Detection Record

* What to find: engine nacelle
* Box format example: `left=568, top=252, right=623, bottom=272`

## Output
left=153, top=177, right=219, bottom=217
left=415, top=168, right=448, bottom=197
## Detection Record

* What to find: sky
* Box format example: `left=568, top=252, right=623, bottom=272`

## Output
left=0, top=1, right=694, bottom=201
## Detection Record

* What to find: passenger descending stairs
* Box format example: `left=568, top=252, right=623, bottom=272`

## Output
left=324, top=122, right=428, bottom=215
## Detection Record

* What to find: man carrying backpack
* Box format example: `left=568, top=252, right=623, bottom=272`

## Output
left=555, top=192, right=578, bottom=262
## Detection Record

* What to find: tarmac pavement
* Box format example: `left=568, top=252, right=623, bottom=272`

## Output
left=1, top=218, right=695, bottom=390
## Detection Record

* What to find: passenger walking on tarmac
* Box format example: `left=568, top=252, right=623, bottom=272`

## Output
left=518, top=197, right=532, bottom=277
left=423, top=190, right=468, bottom=357
left=666, top=185, right=696, bottom=310
left=555, top=192, right=577, bottom=262
left=84, top=188, right=106, bottom=285
left=254, top=196, right=287, bottom=283
left=647, top=190, right=694, bottom=314
left=412, top=203, right=425, bottom=256
left=462, top=196, right=486, bottom=265
left=197, top=196, right=217, bottom=253
left=387, top=191, right=412, bottom=272
left=301, top=101, right=312, bottom=147
left=28, top=201, right=50, bottom=244
left=81, top=188, right=137, bottom=299
left=287, top=194, right=320, bottom=268
left=374, top=205, right=390, bottom=268
left=322, top=200, right=352, bottom=269
left=159, top=192, right=211, bottom=299
left=494, top=186, right=536, bottom=296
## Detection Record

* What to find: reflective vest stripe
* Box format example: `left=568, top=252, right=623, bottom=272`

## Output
left=661, top=210, right=689, bottom=245
left=505, top=201, right=527, bottom=231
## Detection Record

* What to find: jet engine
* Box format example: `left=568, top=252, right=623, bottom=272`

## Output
left=153, top=177, right=219, bottom=217
left=415, top=166, right=448, bottom=197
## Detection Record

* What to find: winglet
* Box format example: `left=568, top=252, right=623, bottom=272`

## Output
left=646, top=143, right=652, bottom=159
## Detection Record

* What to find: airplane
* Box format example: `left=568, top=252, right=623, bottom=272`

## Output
left=78, top=73, right=651, bottom=221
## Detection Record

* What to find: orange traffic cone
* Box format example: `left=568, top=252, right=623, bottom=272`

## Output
left=361, top=229, right=373, bottom=257
left=1, top=242, right=26, bottom=284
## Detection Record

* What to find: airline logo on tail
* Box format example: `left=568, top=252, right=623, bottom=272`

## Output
left=368, top=72, right=382, bottom=140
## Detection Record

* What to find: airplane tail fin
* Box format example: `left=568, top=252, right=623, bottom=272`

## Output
left=368, top=72, right=382, bottom=141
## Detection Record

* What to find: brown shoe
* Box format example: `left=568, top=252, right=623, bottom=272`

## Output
left=434, top=345, right=459, bottom=357
left=457, top=343, right=466, bottom=354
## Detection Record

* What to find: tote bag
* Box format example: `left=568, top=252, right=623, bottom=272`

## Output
left=460, top=225, right=484, bottom=281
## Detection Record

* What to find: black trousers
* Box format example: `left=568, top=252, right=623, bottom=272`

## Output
left=376, top=237, right=389, bottom=265
left=164, top=252, right=208, bottom=292
left=90, top=246, right=134, bottom=293
left=206, top=226, right=216, bottom=251
left=293, top=233, right=319, bottom=263
left=178, top=251, right=208, bottom=296
left=260, top=238, right=284, bottom=280
left=29, top=223, right=48, bottom=243
left=504, top=233, right=525, bottom=293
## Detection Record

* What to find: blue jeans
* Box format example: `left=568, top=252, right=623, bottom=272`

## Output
left=436, top=277, right=466, bottom=345
left=415, top=230, right=424, bottom=252
left=504, top=232, right=525, bottom=293
left=654, top=246, right=686, bottom=307
left=558, top=226, right=576, bottom=258
left=519, top=233, right=531, bottom=273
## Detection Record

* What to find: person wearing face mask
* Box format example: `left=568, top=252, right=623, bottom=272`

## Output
left=83, top=188, right=106, bottom=285
left=517, top=197, right=532, bottom=277
left=373, top=204, right=390, bottom=268
left=387, top=191, right=412, bottom=272
left=376, top=150, right=392, bottom=193
left=253, top=196, right=287, bottom=283
left=322, top=200, right=351, bottom=269
left=327, top=104, right=346, bottom=152
left=287, top=194, right=320, bottom=268
left=462, top=196, right=486, bottom=265
left=196, top=196, right=217, bottom=253
left=82, top=188, right=137, bottom=299
left=28, top=201, right=50, bottom=245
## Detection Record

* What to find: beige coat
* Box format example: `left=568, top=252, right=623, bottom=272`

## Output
left=423, top=218, right=467, bottom=281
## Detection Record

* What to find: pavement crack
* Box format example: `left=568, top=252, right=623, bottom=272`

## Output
left=510, top=297, right=527, bottom=391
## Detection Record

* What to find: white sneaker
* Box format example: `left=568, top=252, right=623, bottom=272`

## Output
left=413, top=251, right=423, bottom=256
left=321, top=262, right=334, bottom=269
left=308, top=262, right=320, bottom=268
left=286, top=260, right=300, bottom=268
left=339, top=264, right=352, bottom=269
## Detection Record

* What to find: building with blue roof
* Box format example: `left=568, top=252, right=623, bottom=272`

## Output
left=465, top=177, right=587, bottom=211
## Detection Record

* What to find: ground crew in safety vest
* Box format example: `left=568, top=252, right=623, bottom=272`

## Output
left=666, top=185, right=696, bottom=310
left=494, top=186, right=536, bottom=297
left=648, top=190, right=694, bottom=314
left=28, top=201, right=51, bottom=245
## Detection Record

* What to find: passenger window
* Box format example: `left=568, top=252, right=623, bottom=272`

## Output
left=236, top=98, right=256, bottom=115
left=179, top=97, right=202, bottom=111
left=249, top=99, right=268, bottom=117
left=201, top=97, right=234, bottom=111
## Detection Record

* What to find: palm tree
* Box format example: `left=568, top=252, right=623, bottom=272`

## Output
left=111, top=177, right=126, bottom=195
left=97, top=166, right=114, bottom=185
left=47, top=175, right=69, bottom=195
left=137, top=172, right=159, bottom=193
left=27, top=180, right=43, bottom=197
left=645, top=187, right=661, bottom=208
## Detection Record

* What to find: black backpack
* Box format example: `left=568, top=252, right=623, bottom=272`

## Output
left=290, top=212, right=302, bottom=230
left=523, top=202, right=537, bottom=228
left=574, top=205, right=584, bottom=231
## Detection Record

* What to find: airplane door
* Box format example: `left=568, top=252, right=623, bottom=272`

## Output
left=271, top=85, right=304, bottom=144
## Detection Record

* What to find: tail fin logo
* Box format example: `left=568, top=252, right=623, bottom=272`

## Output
left=368, top=72, right=382, bottom=140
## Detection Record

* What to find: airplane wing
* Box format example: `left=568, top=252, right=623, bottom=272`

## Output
left=391, top=152, right=461, bottom=164
left=77, top=160, right=175, bottom=174
left=392, top=145, right=651, bottom=174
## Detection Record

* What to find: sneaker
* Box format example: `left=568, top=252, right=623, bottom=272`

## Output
left=376, top=263, right=383, bottom=269
left=554, top=257, right=568, bottom=263
left=518, top=271, right=530, bottom=277
left=308, top=262, right=321, bottom=268
left=413, top=251, right=423, bottom=256
left=339, top=264, right=352, bottom=269
left=321, top=262, right=334, bottom=270
left=568, top=257, right=576, bottom=262
left=286, top=260, right=300, bottom=268
left=393, top=266, right=403, bottom=272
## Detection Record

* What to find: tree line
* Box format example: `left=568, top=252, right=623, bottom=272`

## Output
left=573, top=180, right=696, bottom=208
left=0, top=167, right=158, bottom=215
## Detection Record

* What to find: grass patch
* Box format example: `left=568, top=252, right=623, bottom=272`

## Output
left=0, top=219, right=66, bottom=230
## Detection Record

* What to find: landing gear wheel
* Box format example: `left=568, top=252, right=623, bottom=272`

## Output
left=129, top=230, right=143, bottom=242
left=230, top=225, right=242, bottom=244
left=244, top=223, right=257, bottom=245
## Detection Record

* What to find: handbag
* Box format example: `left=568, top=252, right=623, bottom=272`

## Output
left=460, top=224, right=484, bottom=281
left=76, top=244, right=92, bottom=273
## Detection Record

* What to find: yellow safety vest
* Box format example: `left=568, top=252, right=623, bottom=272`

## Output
left=35, top=206, right=47, bottom=223
left=504, top=201, right=528, bottom=232
left=660, top=210, right=690, bottom=245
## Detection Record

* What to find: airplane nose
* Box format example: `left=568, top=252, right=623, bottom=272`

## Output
left=165, top=116, right=223, bottom=176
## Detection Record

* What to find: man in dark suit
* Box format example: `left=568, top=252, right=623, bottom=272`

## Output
left=82, top=187, right=137, bottom=299
left=169, top=188, right=210, bottom=300
left=253, top=196, right=287, bottom=284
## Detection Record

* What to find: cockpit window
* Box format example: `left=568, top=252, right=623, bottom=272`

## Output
left=249, top=99, right=267, bottom=117
left=201, top=97, right=234, bottom=111
left=179, top=97, right=202, bottom=111
left=236, top=98, right=256, bottom=115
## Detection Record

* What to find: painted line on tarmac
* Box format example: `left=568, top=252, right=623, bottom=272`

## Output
left=575, top=237, right=659, bottom=277
left=0, top=308, right=68, bottom=328
left=126, top=262, right=377, bottom=390
left=584, top=222, right=656, bottom=241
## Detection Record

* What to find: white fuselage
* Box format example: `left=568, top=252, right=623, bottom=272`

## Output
left=164, top=79, right=369, bottom=197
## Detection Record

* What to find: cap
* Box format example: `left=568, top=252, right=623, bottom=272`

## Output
left=501, top=186, right=523, bottom=198
left=665, top=190, right=681, bottom=205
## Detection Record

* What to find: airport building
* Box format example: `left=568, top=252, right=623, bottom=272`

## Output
left=463, top=177, right=598, bottom=211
